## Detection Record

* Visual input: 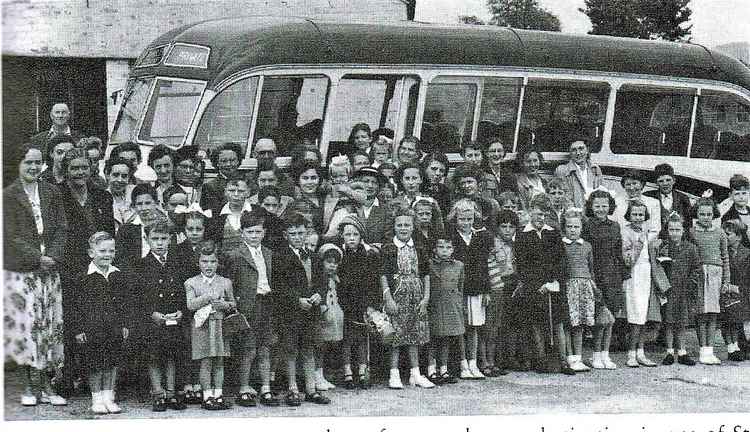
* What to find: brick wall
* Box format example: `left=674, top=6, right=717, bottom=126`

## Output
left=3, top=0, right=406, bottom=58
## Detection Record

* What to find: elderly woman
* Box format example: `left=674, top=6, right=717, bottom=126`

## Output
left=554, top=138, right=603, bottom=208
left=514, top=149, right=547, bottom=210
left=612, top=169, right=661, bottom=239
left=4, top=143, right=68, bottom=406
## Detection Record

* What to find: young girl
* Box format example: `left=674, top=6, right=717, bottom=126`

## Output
left=723, top=219, right=750, bottom=360
left=74, top=232, right=128, bottom=414
left=381, top=208, right=434, bottom=389
left=691, top=195, right=731, bottom=364
left=348, top=122, right=372, bottom=155
left=485, top=209, right=519, bottom=376
left=582, top=189, right=623, bottom=369
left=370, top=138, right=391, bottom=168
left=659, top=212, right=702, bottom=366
left=175, top=211, right=210, bottom=404
left=561, top=208, right=598, bottom=372
left=412, top=196, right=445, bottom=251
left=621, top=200, right=660, bottom=367
left=426, top=236, right=465, bottom=385
left=313, top=243, right=345, bottom=391
left=449, top=199, right=494, bottom=379
left=185, top=240, right=235, bottom=410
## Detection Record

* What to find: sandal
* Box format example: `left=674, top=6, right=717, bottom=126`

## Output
left=481, top=366, right=497, bottom=377
left=440, top=372, right=458, bottom=384
left=259, top=391, right=280, bottom=406
left=343, top=374, right=355, bottom=390
left=202, top=397, right=218, bottom=411
left=285, top=391, right=302, bottom=407
left=167, top=395, right=187, bottom=410
left=236, top=392, right=257, bottom=407
left=215, top=396, right=231, bottom=410
left=427, top=372, right=443, bottom=385
left=304, top=392, right=330, bottom=405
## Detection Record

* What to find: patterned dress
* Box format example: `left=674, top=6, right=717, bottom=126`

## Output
left=388, top=243, right=430, bottom=347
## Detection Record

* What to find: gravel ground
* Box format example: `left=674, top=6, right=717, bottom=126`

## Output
left=5, top=331, right=750, bottom=421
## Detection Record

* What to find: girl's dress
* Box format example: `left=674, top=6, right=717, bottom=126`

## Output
left=429, top=258, right=465, bottom=337
left=658, top=240, right=702, bottom=325
left=318, top=274, right=344, bottom=342
left=185, top=275, right=234, bottom=360
left=621, top=224, right=660, bottom=325
left=583, top=217, right=625, bottom=319
left=486, top=238, right=515, bottom=331
left=381, top=239, right=430, bottom=347
left=563, top=238, right=596, bottom=327
left=691, top=226, right=731, bottom=314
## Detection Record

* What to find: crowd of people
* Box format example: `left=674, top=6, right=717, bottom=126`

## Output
left=4, top=104, right=750, bottom=415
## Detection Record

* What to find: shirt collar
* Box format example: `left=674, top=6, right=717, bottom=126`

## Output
left=393, top=237, right=414, bottom=248
left=87, top=261, right=120, bottom=279
left=562, top=237, right=584, bottom=245
left=695, top=224, right=716, bottom=232
left=151, top=251, right=167, bottom=262
left=220, top=201, right=253, bottom=215
left=130, top=215, right=143, bottom=226
left=523, top=223, right=554, bottom=233
left=365, top=197, right=380, bottom=208
left=202, top=274, right=215, bottom=285
left=48, top=125, right=71, bottom=137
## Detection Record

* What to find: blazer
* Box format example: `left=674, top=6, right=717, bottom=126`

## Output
left=224, top=243, right=274, bottom=321
left=59, top=184, right=115, bottom=274
left=134, top=250, right=189, bottom=337
left=515, top=227, right=566, bottom=297
left=356, top=200, right=390, bottom=245
left=3, top=180, right=68, bottom=272
left=114, top=222, right=145, bottom=271
left=70, top=268, right=131, bottom=340
left=643, top=188, right=693, bottom=234
left=554, top=160, right=604, bottom=208
left=450, top=228, right=494, bottom=296
left=272, top=245, right=325, bottom=323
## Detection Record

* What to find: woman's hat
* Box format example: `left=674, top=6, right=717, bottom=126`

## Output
left=337, top=214, right=367, bottom=237
left=318, top=242, right=343, bottom=260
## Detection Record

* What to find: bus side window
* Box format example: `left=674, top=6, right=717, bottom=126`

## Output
left=693, top=91, right=750, bottom=162
left=422, top=81, right=477, bottom=154
left=476, top=78, right=522, bottom=150
left=611, top=85, right=693, bottom=157
left=254, top=76, right=329, bottom=157
left=193, top=77, right=258, bottom=160
left=519, top=79, right=608, bottom=153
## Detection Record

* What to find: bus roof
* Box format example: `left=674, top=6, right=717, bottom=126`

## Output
left=134, top=16, right=750, bottom=91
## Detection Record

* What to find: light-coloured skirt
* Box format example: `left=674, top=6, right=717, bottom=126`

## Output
left=701, top=264, right=722, bottom=314
left=464, top=295, right=486, bottom=327
left=566, top=278, right=596, bottom=327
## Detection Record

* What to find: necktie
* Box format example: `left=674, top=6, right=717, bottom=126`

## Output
left=157, top=255, right=166, bottom=266
left=299, top=248, right=310, bottom=261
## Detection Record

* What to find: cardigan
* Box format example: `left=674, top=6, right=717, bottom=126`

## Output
left=3, top=180, right=68, bottom=272
left=690, top=226, right=731, bottom=285
left=450, top=228, right=494, bottom=296
left=554, top=160, right=603, bottom=208
left=338, top=243, right=382, bottom=322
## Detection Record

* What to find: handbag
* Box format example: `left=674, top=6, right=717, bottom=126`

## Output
left=222, top=308, right=250, bottom=336
left=721, top=289, right=748, bottom=323
left=364, top=307, right=396, bottom=346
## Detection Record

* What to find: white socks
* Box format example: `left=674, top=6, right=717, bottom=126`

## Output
left=727, top=342, right=740, bottom=353
left=427, top=364, right=437, bottom=376
left=677, top=349, right=687, bottom=356
left=666, top=348, right=675, bottom=355
left=439, top=365, right=448, bottom=375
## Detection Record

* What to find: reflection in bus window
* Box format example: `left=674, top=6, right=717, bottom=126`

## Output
left=476, top=78, right=522, bottom=149
left=255, top=76, right=329, bottom=157
left=518, top=79, right=608, bottom=154
left=139, top=79, right=205, bottom=146
left=110, top=77, right=154, bottom=144
left=693, top=91, right=750, bottom=161
left=422, top=82, right=477, bottom=154
left=194, top=77, right=258, bottom=160
left=612, top=85, right=694, bottom=156
left=326, top=75, right=420, bottom=157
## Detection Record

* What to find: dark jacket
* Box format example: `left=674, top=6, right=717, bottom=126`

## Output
left=721, top=205, right=750, bottom=247
left=643, top=188, right=693, bottom=236
left=450, top=228, right=494, bottom=296
left=272, top=246, right=325, bottom=323
left=200, top=176, right=228, bottom=216
left=224, top=243, right=274, bottom=322
left=59, top=184, right=114, bottom=275
left=3, top=180, right=68, bottom=272
left=71, top=268, right=132, bottom=342
left=134, top=251, right=189, bottom=344
left=114, top=222, right=144, bottom=271
left=515, top=226, right=566, bottom=296
left=338, top=243, right=382, bottom=322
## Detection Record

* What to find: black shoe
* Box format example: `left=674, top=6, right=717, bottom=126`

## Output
left=152, top=397, right=167, bottom=412
left=342, top=375, right=356, bottom=390
left=426, top=372, right=443, bottom=386
left=304, top=392, right=330, bottom=405
left=193, top=389, right=204, bottom=404
left=728, top=351, right=744, bottom=362
left=202, top=397, right=219, bottom=411
left=167, top=395, right=187, bottom=410
left=214, top=396, right=231, bottom=410
left=677, top=354, right=696, bottom=366
left=662, top=353, right=675, bottom=365
left=357, top=374, right=370, bottom=390
left=560, top=365, right=576, bottom=376
left=259, top=392, right=280, bottom=406
left=285, top=391, right=302, bottom=407
left=236, top=392, right=257, bottom=407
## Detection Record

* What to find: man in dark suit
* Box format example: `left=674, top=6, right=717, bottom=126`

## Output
left=271, top=212, right=329, bottom=406
left=644, top=163, right=693, bottom=236
left=30, top=103, right=84, bottom=156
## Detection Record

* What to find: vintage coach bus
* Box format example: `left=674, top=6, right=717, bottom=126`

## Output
left=108, top=16, right=750, bottom=205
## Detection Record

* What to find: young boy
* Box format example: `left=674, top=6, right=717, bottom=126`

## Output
left=722, top=219, right=750, bottom=360
left=514, top=194, right=573, bottom=375
left=137, top=221, right=188, bottom=411
left=484, top=209, right=519, bottom=376
left=722, top=174, right=750, bottom=241
left=114, top=183, right=164, bottom=271
left=207, top=174, right=253, bottom=254
left=224, top=210, right=279, bottom=407
left=272, top=213, right=330, bottom=405
left=426, top=236, right=465, bottom=385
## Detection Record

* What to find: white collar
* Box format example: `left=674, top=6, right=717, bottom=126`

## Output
left=202, top=274, right=216, bottom=285
left=220, top=201, right=253, bottom=215
left=151, top=251, right=168, bottom=262
left=130, top=215, right=143, bottom=226
left=87, top=261, right=120, bottom=279
left=562, top=237, right=584, bottom=245
left=49, top=125, right=71, bottom=136
left=364, top=197, right=380, bottom=208
left=393, top=237, right=414, bottom=248
left=523, top=223, right=554, bottom=233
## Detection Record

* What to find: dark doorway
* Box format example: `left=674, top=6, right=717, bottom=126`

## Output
left=3, top=56, right=108, bottom=185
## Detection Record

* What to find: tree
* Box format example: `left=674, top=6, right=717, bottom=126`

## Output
left=459, top=15, right=486, bottom=25
left=487, top=0, right=561, bottom=32
left=579, top=0, right=692, bottom=41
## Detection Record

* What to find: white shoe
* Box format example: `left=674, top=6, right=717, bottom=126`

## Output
left=571, top=360, right=591, bottom=372
left=40, top=391, right=68, bottom=406
left=91, top=392, right=108, bottom=415
left=102, top=390, right=121, bottom=413
left=388, top=370, right=403, bottom=389
left=636, top=354, right=657, bottom=367
left=706, top=348, right=722, bottom=365
left=591, top=352, right=606, bottom=369
left=315, top=370, right=335, bottom=390
left=626, top=351, right=639, bottom=368
left=468, top=362, right=486, bottom=380
left=602, top=352, right=617, bottom=369
left=409, top=373, right=435, bottom=388
left=460, top=368, right=474, bottom=379
left=21, top=394, right=37, bottom=406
